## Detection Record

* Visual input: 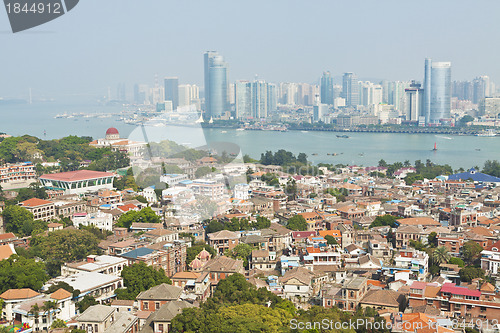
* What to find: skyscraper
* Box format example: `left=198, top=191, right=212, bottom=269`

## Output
left=267, top=83, right=277, bottom=115
left=252, top=81, right=268, bottom=119
left=341, top=73, right=359, bottom=107
left=235, top=80, right=252, bottom=119
left=405, top=81, right=424, bottom=121
left=204, top=51, right=229, bottom=118
left=164, top=77, right=179, bottom=111
left=320, top=71, right=334, bottom=105
left=424, top=58, right=451, bottom=124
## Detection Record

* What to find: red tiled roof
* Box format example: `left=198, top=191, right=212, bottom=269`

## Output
left=292, top=231, right=317, bottom=239
left=40, top=170, right=115, bottom=182
left=440, top=283, right=481, bottom=297
left=0, top=233, right=16, bottom=241
left=20, top=198, right=53, bottom=207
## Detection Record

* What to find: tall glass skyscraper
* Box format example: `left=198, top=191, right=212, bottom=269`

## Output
left=320, top=71, right=334, bottom=105
left=235, top=80, right=252, bottom=119
left=204, top=51, right=229, bottom=118
left=424, top=58, right=451, bottom=124
left=341, top=72, right=359, bottom=107
left=164, top=77, right=179, bottom=111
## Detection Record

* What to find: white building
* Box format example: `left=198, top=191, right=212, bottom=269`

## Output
left=481, top=243, right=500, bottom=275
left=233, top=183, right=250, bottom=200
left=72, top=211, right=113, bottom=231
left=160, top=173, right=189, bottom=187
left=39, top=170, right=116, bottom=195
left=89, top=127, right=146, bottom=159
left=140, top=186, right=158, bottom=203
left=61, top=255, right=128, bottom=277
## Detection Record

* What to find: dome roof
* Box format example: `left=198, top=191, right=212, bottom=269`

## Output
left=189, top=258, right=203, bottom=269
left=106, top=127, right=119, bottom=135
left=198, top=249, right=211, bottom=259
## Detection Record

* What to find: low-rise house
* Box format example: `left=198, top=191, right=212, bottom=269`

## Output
left=72, top=211, right=113, bottom=231
left=20, top=198, right=56, bottom=222
left=61, top=255, right=128, bottom=277
left=207, top=230, right=240, bottom=255
left=368, top=239, right=392, bottom=258
left=139, top=301, right=193, bottom=333
left=136, top=283, right=183, bottom=311
left=0, top=288, right=40, bottom=321
left=47, top=222, right=63, bottom=232
left=110, top=299, right=135, bottom=313
left=76, top=305, right=117, bottom=333
left=48, top=271, right=123, bottom=303
left=359, top=289, right=405, bottom=312
left=279, top=267, right=323, bottom=301
left=143, top=229, right=178, bottom=244
left=249, top=249, right=277, bottom=271
left=0, top=243, right=16, bottom=260
left=202, top=256, right=244, bottom=285
left=395, top=225, right=424, bottom=249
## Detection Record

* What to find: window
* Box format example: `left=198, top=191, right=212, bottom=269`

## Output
left=155, top=302, right=160, bottom=310
left=143, top=302, right=149, bottom=310
left=158, top=324, right=164, bottom=332
left=95, top=324, right=98, bottom=332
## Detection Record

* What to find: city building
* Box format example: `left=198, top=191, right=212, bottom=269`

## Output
left=19, top=198, right=56, bottom=222
left=320, top=71, right=334, bottom=105
left=0, top=162, right=36, bottom=189
left=235, top=80, right=252, bottom=119
left=39, top=170, right=116, bottom=195
left=72, top=211, right=114, bottom=231
left=342, top=72, right=359, bottom=107
left=424, top=58, right=452, bottom=125
left=405, top=81, right=424, bottom=122
left=61, top=255, right=128, bottom=277
left=89, top=127, right=146, bottom=159
left=204, top=51, right=229, bottom=118
left=164, top=77, right=179, bottom=111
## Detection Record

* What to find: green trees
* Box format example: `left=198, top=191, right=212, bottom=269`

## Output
left=205, top=220, right=224, bottom=234
left=186, top=244, right=216, bottom=264
left=324, top=188, right=348, bottom=202
left=76, top=295, right=97, bottom=313
left=195, top=166, right=213, bottom=178
left=324, top=235, right=338, bottom=245
left=459, top=266, right=485, bottom=282
left=116, top=262, right=172, bottom=300
left=462, top=241, right=483, bottom=265
left=115, top=207, right=161, bottom=229
left=369, top=214, right=399, bottom=228
left=432, top=246, right=450, bottom=266
left=205, top=217, right=271, bottom=233
left=226, top=244, right=253, bottom=269
left=448, top=257, right=465, bottom=267
left=2, top=205, right=47, bottom=237
left=29, top=229, right=101, bottom=276
left=286, top=215, right=308, bottom=231
left=482, top=160, right=500, bottom=178
left=0, top=255, right=49, bottom=294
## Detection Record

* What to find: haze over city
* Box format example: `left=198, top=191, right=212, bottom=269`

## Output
left=1, top=0, right=500, bottom=100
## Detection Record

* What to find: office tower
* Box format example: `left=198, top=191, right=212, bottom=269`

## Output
left=164, top=77, right=179, bottom=111
left=313, top=93, right=328, bottom=122
left=320, top=71, right=334, bottom=105
left=252, top=81, right=268, bottom=118
left=473, top=76, right=491, bottom=104
left=235, top=81, right=252, bottom=119
left=204, top=51, right=229, bottom=118
left=341, top=72, right=359, bottom=107
left=424, top=59, right=451, bottom=124
left=359, top=81, right=383, bottom=106
left=452, top=81, right=474, bottom=101
left=267, top=83, right=277, bottom=114
left=134, top=84, right=150, bottom=105
left=405, top=81, right=424, bottom=121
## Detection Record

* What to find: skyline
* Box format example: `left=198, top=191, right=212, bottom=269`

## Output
left=1, top=0, right=500, bottom=100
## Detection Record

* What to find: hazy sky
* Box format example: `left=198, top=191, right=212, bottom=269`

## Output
left=1, top=0, right=499, bottom=100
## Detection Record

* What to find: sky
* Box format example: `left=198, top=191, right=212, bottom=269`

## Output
left=0, top=0, right=499, bottom=100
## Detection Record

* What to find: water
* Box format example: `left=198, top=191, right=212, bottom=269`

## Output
left=0, top=102, right=499, bottom=169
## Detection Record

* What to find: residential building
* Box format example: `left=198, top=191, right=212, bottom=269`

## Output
left=136, top=283, right=183, bottom=311
left=61, top=255, right=128, bottom=277
left=207, top=230, right=240, bottom=255
left=20, top=198, right=56, bottom=222
left=72, top=211, right=113, bottom=231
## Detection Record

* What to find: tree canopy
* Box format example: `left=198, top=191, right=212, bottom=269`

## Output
left=286, top=215, right=308, bottom=231
left=116, top=262, right=172, bottom=300
left=115, top=207, right=161, bottom=229
left=2, top=205, right=47, bottom=237
left=0, top=255, right=49, bottom=294
left=29, top=229, right=101, bottom=276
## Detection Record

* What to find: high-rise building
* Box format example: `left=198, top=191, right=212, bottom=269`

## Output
left=405, top=81, right=424, bottom=121
left=204, top=51, right=229, bottom=118
left=252, top=81, right=268, bottom=119
left=473, top=76, right=491, bottom=104
left=359, top=81, right=382, bottom=106
left=423, top=59, right=451, bottom=124
left=320, top=71, right=334, bottom=105
left=267, top=83, right=277, bottom=115
left=178, top=84, right=200, bottom=108
left=341, top=73, right=359, bottom=107
left=164, top=77, right=179, bottom=111
left=235, top=81, right=252, bottom=119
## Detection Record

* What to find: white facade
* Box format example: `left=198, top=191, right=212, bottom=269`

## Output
left=233, top=183, right=250, bottom=200
left=160, top=173, right=189, bottom=187
left=72, top=211, right=113, bottom=231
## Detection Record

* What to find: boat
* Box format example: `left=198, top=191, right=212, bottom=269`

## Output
left=336, top=135, right=349, bottom=138
left=435, top=135, right=452, bottom=140
left=221, top=130, right=227, bottom=133
left=432, top=142, right=437, bottom=151
left=475, top=148, right=481, bottom=151
left=301, top=130, right=309, bottom=133
left=312, top=153, right=318, bottom=156
left=476, top=129, right=497, bottom=137
left=236, top=128, right=245, bottom=131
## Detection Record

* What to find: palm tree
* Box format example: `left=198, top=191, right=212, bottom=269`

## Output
left=43, top=300, right=58, bottom=329
left=29, top=303, right=41, bottom=331
left=432, top=246, right=450, bottom=266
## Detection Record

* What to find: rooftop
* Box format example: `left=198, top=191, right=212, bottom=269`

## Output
left=40, top=170, right=115, bottom=182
